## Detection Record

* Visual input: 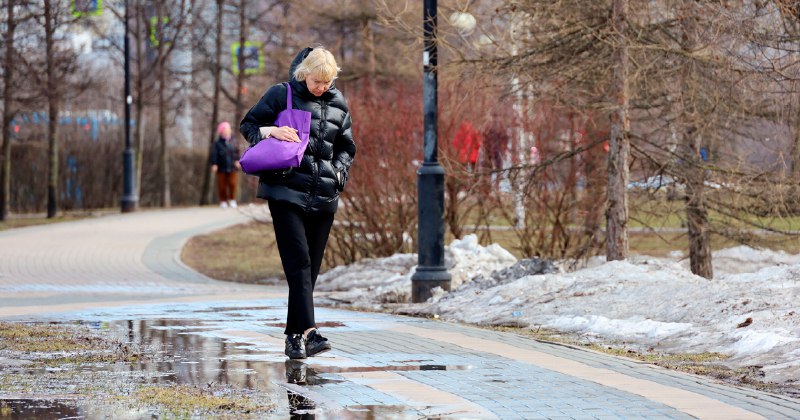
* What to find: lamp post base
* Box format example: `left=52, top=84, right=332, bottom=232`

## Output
left=121, top=196, right=138, bottom=213
left=411, top=266, right=451, bottom=303
left=121, top=148, right=137, bottom=213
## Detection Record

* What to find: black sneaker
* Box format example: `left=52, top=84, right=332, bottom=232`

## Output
left=305, top=329, right=331, bottom=357
left=285, top=334, right=306, bottom=359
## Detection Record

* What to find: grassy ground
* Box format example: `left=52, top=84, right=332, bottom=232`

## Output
left=0, top=322, right=278, bottom=418
left=181, top=221, right=285, bottom=284
left=180, top=218, right=800, bottom=283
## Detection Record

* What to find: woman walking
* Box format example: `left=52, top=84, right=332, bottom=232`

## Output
left=240, top=46, right=356, bottom=359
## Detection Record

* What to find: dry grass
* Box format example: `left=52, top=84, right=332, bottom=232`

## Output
left=133, top=385, right=272, bottom=416
left=0, top=321, right=141, bottom=365
left=181, top=221, right=285, bottom=284
left=0, top=321, right=105, bottom=353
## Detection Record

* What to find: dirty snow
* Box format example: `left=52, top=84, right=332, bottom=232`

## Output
left=316, top=234, right=800, bottom=385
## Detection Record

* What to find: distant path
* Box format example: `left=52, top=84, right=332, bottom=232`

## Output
left=0, top=206, right=283, bottom=318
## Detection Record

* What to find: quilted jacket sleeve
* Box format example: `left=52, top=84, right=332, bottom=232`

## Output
left=239, top=84, right=286, bottom=146
left=332, top=110, right=356, bottom=191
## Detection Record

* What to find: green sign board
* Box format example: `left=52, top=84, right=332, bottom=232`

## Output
left=149, top=16, right=171, bottom=48
left=231, top=41, right=264, bottom=75
left=71, top=0, right=102, bottom=17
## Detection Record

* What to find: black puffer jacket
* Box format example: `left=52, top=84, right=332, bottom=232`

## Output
left=239, top=47, right=356, bottom=213
left=209, top=137, right=239, bottom=173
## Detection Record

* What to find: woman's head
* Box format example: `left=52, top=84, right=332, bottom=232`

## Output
left=293, top=47, right=340, bottom=97
left=217, top=121, right=231, bottom=139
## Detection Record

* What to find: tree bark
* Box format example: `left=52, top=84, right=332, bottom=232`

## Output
left=158, top=54, right=171, bottom=208
left=44, top=0, right=60, bottom=218
left=605, top=0, right=630, bottom=261
left=1, top=0, right=16, bottom=221
left=686, top=130, right=712, bottom=278
left=153, top=2, right=171, bottom=208
left=234, top=0, right=247, bottom=127
left=200, top=0, right=224, bottom=206
left=134, top=3, right=145, bottom=200
left=680, top=3, right=712, bottom=279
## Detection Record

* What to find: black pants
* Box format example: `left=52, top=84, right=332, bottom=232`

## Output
left=268, top=200, right=335, bottom=335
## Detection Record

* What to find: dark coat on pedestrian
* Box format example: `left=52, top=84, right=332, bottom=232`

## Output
left=239, top=48, right=356, bottom=214
left=209, top=137, right=239, bottom=173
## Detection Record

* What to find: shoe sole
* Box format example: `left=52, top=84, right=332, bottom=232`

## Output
left=286, top=352, right=307, bottom=360
left=307, top=345, right=331, bottom=357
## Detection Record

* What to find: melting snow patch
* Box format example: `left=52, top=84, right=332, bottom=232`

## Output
left=546, top=315, right=692, bottom=340
left=730, top=329, right=800, bottom=356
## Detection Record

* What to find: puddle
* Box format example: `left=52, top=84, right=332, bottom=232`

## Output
left=192, top=306, right=279, bottom=313
left=0, top=399, right=80, bottom=419
left=307, top=364, right=472, bottom=374
left=264, top=320, right=347, bottom=329
left=1, top=317, right=449, bottom=419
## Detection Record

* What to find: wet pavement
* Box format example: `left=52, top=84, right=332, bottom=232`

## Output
left=2, top=207, right=800, bottom=419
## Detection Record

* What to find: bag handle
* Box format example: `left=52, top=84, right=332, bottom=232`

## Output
left=284, top=82, right=292, bottom=110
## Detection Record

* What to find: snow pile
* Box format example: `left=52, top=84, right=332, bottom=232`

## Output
left=710, top=245, right=800, bottom=274
left=445, top=235, right=518, bottom=288
left=316, top=235, right=517, bottom=308
left=316, top=253, right=417, bottom=305
left=318, top=235, right=800, bottom=385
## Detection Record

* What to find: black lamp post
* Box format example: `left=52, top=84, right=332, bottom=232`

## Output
left=411, top=0, right=451, bottom=302
left=121, top=0, right=138, bottom=212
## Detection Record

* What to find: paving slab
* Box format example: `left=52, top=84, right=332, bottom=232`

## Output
left=1, top=206, right=799, bottom=419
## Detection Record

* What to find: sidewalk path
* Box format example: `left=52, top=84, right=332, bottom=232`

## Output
left=1, top=207, right=799, bottom=419
left=0, top=206, right=282, bottom=316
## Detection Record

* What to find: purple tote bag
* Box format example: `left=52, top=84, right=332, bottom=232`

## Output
left=240, top=83, right=311, bottom=174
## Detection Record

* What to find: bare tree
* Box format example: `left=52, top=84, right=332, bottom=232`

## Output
left=134, top=2, right=150, bottom=199
left=0, top=0, right=18, bottom=220
left=150, top=0, right=192, bottom=208
left=198, top=0, right=224, bottom=205
left=606, top=0, right=631, bottom=260
left=677, top=2, right=712, bottom=278
left=34, top=0, right=83, bottom=218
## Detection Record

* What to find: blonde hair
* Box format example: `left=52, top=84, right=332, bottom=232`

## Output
left=293, top=47, right=340, bottom=82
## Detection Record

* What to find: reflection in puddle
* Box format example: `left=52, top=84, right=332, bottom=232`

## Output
left=192, top=306, right=279, bottom=313
left=263, top=320, right=347, bottom=329
left=0, top=399, right=80, bottom=419
left=288, top=391, right=317, bottom=419
left=108, top=319, right=282, bottom=391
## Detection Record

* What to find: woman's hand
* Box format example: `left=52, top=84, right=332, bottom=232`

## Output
left=273, top=126, right=300, bottom=142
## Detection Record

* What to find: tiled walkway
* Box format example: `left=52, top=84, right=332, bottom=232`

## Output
left=1, top=207, right=799, bottom=419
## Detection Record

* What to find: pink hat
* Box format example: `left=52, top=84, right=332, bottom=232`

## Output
left=216, top=121, right=231, bottom=136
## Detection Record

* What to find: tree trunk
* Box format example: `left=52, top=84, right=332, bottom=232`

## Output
left=605, top=0, right=630, bottom=261
left=234, top=1, right=247, bottom=127
left=686, top=130, right=713, bottom=278
left=200, top=0, right=224, bottom=206
left=1, top=0, right=16, bottom=221
left=679, top=4, right=712, bottom=279
left=159, top=55, right=171, bottom=208
left=134, top=3, right=145, bottom=199
left=365, top=19, right=376, bottom=92
left=792, top=123, right=800, bottom=178
left=44, top=0, right=60, bottom=218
